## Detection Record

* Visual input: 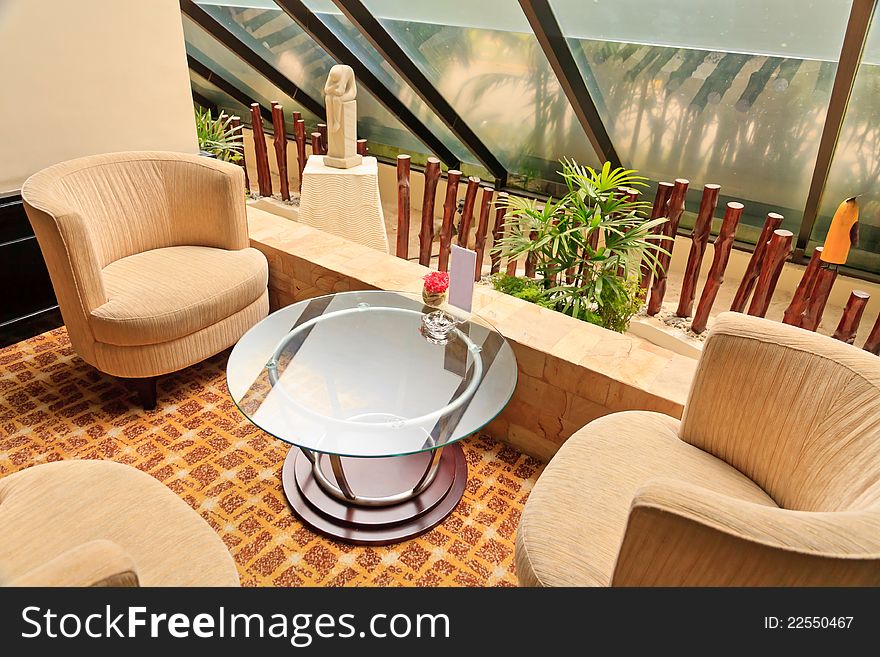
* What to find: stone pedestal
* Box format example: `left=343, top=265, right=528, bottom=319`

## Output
left=297, top=155, right=388, bottom=253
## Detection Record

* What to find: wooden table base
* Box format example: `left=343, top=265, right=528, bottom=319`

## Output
left=281, top=444, right=467, bottom=545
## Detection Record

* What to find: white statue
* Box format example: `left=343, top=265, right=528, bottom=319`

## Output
left=322, top=65, right=362, bottom=169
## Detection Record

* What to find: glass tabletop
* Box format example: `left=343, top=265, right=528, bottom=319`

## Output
left=226, top=291, right=517, bottom=458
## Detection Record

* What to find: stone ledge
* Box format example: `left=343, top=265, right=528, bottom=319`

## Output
left=247, top=207, right=696, bottom=460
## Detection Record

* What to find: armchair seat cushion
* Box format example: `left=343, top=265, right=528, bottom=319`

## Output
left=90, top=245, right=268, bottom=346
left=516, top=410, right=777, bottom=587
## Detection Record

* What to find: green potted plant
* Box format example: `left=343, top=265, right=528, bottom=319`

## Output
left=491, top=159, right=669, bottom=333
left=194, top=107, right=243, bottom=163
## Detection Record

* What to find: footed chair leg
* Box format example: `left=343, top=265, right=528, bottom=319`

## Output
left=129, top=377, right=158, bottom=410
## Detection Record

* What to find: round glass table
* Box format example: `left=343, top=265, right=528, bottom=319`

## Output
left=226, top=290, right=517, bottom=544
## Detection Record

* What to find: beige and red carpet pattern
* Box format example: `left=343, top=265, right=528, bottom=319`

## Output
left=0, top=328, right=542, bottom=586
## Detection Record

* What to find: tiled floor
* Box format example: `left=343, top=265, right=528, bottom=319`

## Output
left=0, top=328, right=543, bottom=586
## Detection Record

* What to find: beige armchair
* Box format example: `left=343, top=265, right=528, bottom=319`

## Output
left=0, top=460, right=239, bottom=586
left=517, top=312, right=880, bottom=586
left=21, top=151, right=268, bottom=407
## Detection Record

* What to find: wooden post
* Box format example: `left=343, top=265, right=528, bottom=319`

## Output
left=613, top=185, right=630, bottom=216
left=587, top=223, right=600, bottom=250
left=647, top=178, right=689, bottom=316
left=291, top=111, right=301, bottom=123
left=310, top=132, right=323, bottom=158
left=356, top=138, right=368, bottom=156
left=293, top=119, right=306, bottom=192
left=250, top=103, right=272, bottom=197
left=438, top=170, right=461, bottom=271
left=317, top=123, right=328, bottom=154
left=640, top=182, right=674, bottom=290
left=800, top=267, right=838, bottom=331
left=747, top=229, right=793, bottom=317
left=418, top=158, right=441, bottom=266
left=691, top=202, right=743, bottom=333
left=270, top=103, right=290, bottom=201
left=833, top=291, right=870, bottom=344
left=863, top=313, right=880, bottom=355
left=491, top=192, right=509, bottom=274
left=229, top=116, right=249, bottom=194
left=676, top=184, right=720, bottom=317
left=457, top=177, right=480, bottom=247
left=473, top=186, right=495, bottom=281
left=525, top=231, right=538, bottom=278
left=396, top=154, right=411, bottom=260
left=782, top=246, right=823, bottom=326
left=730, top=212, right=784, bottom=312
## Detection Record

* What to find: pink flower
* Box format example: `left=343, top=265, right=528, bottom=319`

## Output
left=423, top=271, right=450, bottom=294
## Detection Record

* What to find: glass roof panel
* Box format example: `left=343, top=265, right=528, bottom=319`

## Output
left=811, top=15, right=880, bottom=274
left=552, top=0, right=852, bottom=61
left=193, top=1, right=434, bottom=164
left=183, top=13, right=322, bottom=134
left=549, top=0, right=852, bottom=239
left=361, top=0, right=601, bottom=194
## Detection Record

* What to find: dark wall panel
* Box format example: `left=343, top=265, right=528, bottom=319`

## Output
left=0, top=195, right=61, bottom=341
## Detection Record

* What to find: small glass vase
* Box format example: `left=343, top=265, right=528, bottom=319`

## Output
left=422, top=288, right=448, bottom=307
left=421, top=310, right=457, bottom=344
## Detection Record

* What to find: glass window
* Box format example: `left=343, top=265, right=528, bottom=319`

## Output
left=812, top=15, right=880, bottom=274
left=183, top=13, right=322, bottom=135
left=360, top=0, right=601, bottom=194
left=193, top=1, right=434, bottom=165
left=549, top=0, right=852, bottom=239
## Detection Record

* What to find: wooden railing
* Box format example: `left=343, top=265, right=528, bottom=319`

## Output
left=391, top=164, right=877, bottom=353
left=227, top=105, right=879, bottom=355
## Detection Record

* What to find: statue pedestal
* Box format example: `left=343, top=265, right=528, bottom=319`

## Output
left=323, top=154, right=363, bottom=169
left=297, top=155, right=388, bottom=253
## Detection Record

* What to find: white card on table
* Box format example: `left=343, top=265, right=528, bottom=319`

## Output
left=448, top=245, right=476, bottom=312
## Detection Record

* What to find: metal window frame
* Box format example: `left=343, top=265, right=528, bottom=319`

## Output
left=273, top=0, right=462, bottom=170
left=180, top=0, right=325, bottom=119
left=188, top=56, right=274, bottom=124
left=518, top=0, right=621, bottom=168
left=795, top=0, right=877, bottom=258
left=329, top=0, right=508, bottom=185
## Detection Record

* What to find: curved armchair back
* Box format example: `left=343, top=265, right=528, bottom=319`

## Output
left=21, top=151, right=248, bottom=363
left=23, top=151, right=248, bottom=268
left=609, top=313, right=880, bottom=586
left=680, top=313, right=880, bottom=513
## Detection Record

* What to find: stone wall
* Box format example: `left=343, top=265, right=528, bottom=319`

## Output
left=247, top=207, right=696, bottom=460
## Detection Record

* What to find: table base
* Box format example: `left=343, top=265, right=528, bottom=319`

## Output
left=281, top=444, right=467, bottom=545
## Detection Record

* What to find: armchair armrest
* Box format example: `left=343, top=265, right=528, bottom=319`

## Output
left=22, top=203, right=107, bottom=315
left=611, top=479, right=880, bottom=586
left=8, top=540, right=139, bottom=587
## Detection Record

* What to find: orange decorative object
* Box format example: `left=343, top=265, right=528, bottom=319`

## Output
left=820, top=197, right=859, bottom=265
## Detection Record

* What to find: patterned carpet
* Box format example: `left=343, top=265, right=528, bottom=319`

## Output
left=0, top=328, right=543, bottom=586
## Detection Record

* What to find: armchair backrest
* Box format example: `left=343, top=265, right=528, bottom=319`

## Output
left=21, top=151, right=248, bottom=365
left=680, top=312, right=880, bottom=513
left=23, top=151, right=247, bottom=268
